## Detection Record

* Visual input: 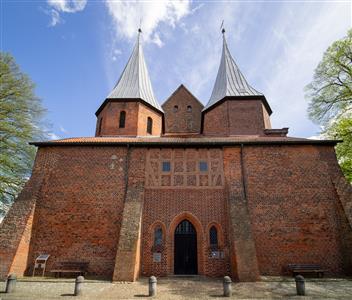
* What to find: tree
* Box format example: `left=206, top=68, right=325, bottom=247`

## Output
left=306, top=30, right=352, bottom=183
left=324, top=113, right=352, bottom=182
left=0, top=52, right=46, bottom=220
left=306, top=29, right=352, bottom=124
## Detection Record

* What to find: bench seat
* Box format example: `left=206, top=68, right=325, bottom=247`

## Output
left=288, top=264, right=325, bottom=278
left=50, top=262, right=89, bottom=277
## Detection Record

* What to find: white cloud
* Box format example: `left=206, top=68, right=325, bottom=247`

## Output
left=49, top=9, right=62, bottom=26
left=151, top=32, right=164, bottom=48
left=47, top=0, right=87, bottom=13
left=59, top=125, right=68, bottom=134
left=104, top=0, right=191, bottom=46
left=48, top=132, right=61, bottom=140
left=258, top=2, right=351, bottom=136
left=47, top=0, right=87, bottom=26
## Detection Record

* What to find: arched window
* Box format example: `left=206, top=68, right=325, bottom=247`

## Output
left=154, top=227, right=163, bottom=246
left=119, top=111, right=126, bottom=128
left=147, top=117, right=153, bottom=134
left=173, top=105, right=179, bottom=112
left=209, top=226, right=218, bottom=248
left=187, top=105, right=192, bottom=112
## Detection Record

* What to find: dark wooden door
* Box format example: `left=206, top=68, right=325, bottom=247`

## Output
left=174, top=220, right=197, bottom=275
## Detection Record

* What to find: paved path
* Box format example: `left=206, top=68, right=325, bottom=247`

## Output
left=1, top=276, right=352, bottom=299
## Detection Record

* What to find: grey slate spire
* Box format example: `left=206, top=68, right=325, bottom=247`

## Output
left=107, top=29, right=163, bottom=112
left=203, top=29, right=263, bottom=111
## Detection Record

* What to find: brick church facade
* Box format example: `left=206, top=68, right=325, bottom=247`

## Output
left=1, top=29, right=352, bottom=282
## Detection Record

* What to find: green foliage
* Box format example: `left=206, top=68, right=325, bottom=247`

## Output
left=324, top=113, right=352, bottom=182
left=0, top=52, right=46, bottom=219
left=306, top=29, right=352, bottom=124
left=306, top=30, right=352, bottom=183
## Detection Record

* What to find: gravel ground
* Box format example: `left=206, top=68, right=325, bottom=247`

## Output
left=1, top=276, right=352, bottom=299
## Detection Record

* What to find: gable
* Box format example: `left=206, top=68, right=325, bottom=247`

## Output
left=162, top=85, right=204, bottom=135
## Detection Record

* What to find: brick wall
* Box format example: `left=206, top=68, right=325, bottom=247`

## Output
left=1, top=142, right=351, bottom=281
left=241, top=145, right=349, bottom=275
left=95, top=101, right=162, bottom=137
left=0, top=149, right=51, bottom=279
left=203, top=99, right=271, bottom=136
left=137, top=103, right=162, bottom=136
left=112, top=148, right=146, bottom=281
left=141, top=189, right=231, bottom=277
left=27, top=146, right=128, bottom=277
left=223, top=146, right=260, bottom=281
left=162, top=85, right=203, bottom=134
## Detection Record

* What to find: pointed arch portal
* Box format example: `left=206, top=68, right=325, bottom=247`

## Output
left=174, top=219, right=198, bottom=275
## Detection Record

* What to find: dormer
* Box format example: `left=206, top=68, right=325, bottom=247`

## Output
left=162, top=85, right=204, bottom=135
left=95, top=29, right=163, bottom=137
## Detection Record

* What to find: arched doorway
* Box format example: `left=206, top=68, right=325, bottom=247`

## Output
left=174, top=219, right=198, bottom=274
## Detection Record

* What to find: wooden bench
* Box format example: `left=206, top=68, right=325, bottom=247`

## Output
left=287, top=264, right=325, bottom=278
left=50, top=262, right=89, bottom=277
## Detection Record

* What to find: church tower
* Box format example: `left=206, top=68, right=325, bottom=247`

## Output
left=95, top=29, right=163, bottom=137
left=202, top=29, right=272, bottom=136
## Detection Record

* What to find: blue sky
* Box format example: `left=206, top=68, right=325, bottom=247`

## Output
left=1, top=0, right=351, bottom=139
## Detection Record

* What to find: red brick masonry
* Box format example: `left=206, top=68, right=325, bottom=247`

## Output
left=1, top=142, right=351, bottom=281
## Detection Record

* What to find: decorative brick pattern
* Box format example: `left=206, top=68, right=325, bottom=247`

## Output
left=145, top=148, right=224, bottom=188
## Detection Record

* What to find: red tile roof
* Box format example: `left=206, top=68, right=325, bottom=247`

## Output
left=30, top=136, right=339, bottom=147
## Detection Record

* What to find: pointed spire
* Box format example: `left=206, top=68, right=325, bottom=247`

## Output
left=107, top=28, right=163, bottom=112
left=203, top=28, right=263, bottom=111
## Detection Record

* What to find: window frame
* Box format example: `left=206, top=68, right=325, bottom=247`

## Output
left=209, top=226, right=218, bottom=248
left=119, top=111, right=126, bottom=128
left=199, top=161, right=208, bottom=172
left=162, top=161, right=171, bottom=172
left=154, top=227, right=163, bottom=246
left=147, top=117, right=153, bottom=134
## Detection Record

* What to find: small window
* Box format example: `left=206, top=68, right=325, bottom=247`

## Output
left=187, top=105, right=192, bottom=112
left=98, top=117, right=103, bottom=135
left=162, top=161, right=171, bottom=172
left=154, top=227, right=163, bottom=246
left=147, top=117, right=153, bottom=134
left=210, top=226, right=218, bottom=247
left=173, top=105, right=178, bottom=112
left=119, top=111, right=126, bottom=128
left=199, top=161, right=208, bottom=172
